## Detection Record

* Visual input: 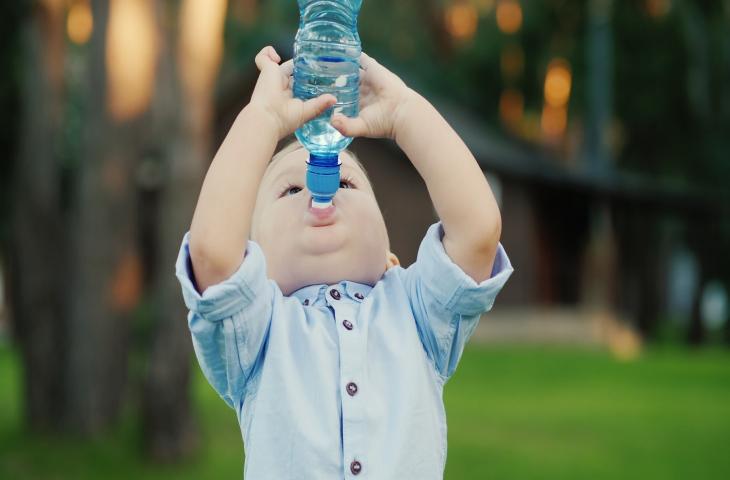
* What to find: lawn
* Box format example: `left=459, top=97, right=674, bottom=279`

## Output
left=1, top=344, right=729, bottom=479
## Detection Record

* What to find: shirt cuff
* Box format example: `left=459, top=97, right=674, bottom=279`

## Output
left=175, top=232, right=270, bottom=321
left=417, top=221, right=514, bottom=316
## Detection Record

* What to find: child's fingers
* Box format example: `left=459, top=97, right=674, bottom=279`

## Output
left=280, top=59, right=294, bottom=88
left=331, top=114, right=368, bottom=138
left=266, top=46, right=281, bottom=62
left=254, top=49, right=272, bottom=72
left=358, top=66, right=368, bottom=84
left=255, top=46, right=281, bottom=72
left=300, top=94, right=338, bottom=123
left=359, top=52, right=378, bottom=71
left=281, top=59, right=294, bottom=77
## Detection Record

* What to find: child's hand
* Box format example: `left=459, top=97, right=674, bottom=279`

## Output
left=329, top=52, right=415, bottom=141
left=249, top=46, right=337, bottom=140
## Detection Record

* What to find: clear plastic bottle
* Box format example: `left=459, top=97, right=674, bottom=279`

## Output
left=293, top=0, right=363, bottom=208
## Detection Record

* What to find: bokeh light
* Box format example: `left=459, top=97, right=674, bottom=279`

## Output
left=106, top=0, right=158, bottom=121
left=496, top=0, right=523, bottom=34
left=445, top=1, right=479, bottom=41
left=179, top=0, right=228, bottom=100
left=645, top=0, right=672, bottom=18
left=544, top=58, right=572, bottom=108
left=66, top=0, right=93, bottom=45
left=541, top=103, right=567, bottom=138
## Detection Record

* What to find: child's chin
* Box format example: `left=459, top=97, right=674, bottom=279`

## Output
left=300, top=229, right=348, bottom=254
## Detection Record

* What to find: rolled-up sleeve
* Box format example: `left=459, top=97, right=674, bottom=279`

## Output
left=400, top=221, right=513, bottom=381
left=175, top=232, right=275, bottom=410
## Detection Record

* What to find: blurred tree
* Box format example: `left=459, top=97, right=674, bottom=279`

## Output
left=9, top=0, right=69, bottom=432
left=139, top=0, right=227, bottom=461
left=63, top=0, right=138, bottom=435
left=7, top=0, right=205, bottom=449
left=11, top=0, right=140, bottom=435
left=0, top=2, right=24, bottom=246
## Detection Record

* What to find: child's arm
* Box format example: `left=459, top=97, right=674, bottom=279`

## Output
left=392, top=93, right=501, bottom=283
left=190, top=46, right=336, bottom=292
left=331, top=54, right=501, bottom=282
left=332, top=53, right=512, bottom=381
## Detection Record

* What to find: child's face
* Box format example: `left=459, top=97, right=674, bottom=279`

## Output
left=251, top=146, right=399, bottom=296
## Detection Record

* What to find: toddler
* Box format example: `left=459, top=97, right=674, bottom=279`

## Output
left=176, top=46, right=513, bottom=479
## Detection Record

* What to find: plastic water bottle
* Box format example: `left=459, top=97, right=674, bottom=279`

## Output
left=293, top=0, right=363, bottom=208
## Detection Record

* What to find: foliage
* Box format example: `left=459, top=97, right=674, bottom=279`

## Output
left=223, top=0, right=730, bottom=190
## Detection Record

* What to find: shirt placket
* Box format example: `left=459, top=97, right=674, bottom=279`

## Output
left=326, top=285, right=366, bottom=477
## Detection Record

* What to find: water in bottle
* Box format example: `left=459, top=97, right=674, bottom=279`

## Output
left=293, top=0, right=363, bottom=208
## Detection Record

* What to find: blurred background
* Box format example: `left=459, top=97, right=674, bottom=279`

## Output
left=1, top=0, right=729, bottom=478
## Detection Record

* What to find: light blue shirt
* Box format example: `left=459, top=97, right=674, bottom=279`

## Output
left=176, top=221, right=513, bottom=479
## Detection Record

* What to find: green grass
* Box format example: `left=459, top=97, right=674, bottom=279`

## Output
left=1, top=344, right=729, bottom=479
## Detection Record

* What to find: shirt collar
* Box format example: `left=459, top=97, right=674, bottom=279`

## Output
left=290, top=280, right=374, bottom=306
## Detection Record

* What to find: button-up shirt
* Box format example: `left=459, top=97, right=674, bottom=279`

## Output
left=175, top=221, right=514, bottom=479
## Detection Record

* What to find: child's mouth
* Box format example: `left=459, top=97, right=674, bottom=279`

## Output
left=308, top=198, right=337, bottom=226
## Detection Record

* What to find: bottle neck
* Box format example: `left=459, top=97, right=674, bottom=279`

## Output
left=307, top=152, right=341, bottom=167
left=300, top=1, right=360, bottom=28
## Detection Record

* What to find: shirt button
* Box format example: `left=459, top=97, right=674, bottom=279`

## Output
left=330, top=288, right=341, bottom=300
left=346, top=382, right=358, bottom=396
left=350, top=460, right=362, bottom=475
left=342, top=319, right=353, bottom=330
left=354, top=292, right=364, bottom=300
left=303, top=299, right=309, bottom=306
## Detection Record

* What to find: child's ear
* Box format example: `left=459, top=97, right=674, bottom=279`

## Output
left=385, top=252, right=400, bottom=269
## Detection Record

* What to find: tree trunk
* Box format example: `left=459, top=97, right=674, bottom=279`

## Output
left=64, top=0, right=137, bottom=433
left=10, top=0, right=68, bottom=433
left=140, top=0, right=209, bottom=460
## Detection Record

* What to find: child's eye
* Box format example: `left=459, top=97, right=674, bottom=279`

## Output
left=281, top=185, right=302, bottom=197
left=339, top=177, right=356, bottom=189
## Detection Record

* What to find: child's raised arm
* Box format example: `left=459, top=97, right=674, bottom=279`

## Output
left=331, top=53, right=502, bottom=283
left=392, top=91, right=502, bottom=283
left=189, top=46, right=336, bottom=293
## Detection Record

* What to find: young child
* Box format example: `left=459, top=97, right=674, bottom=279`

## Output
left=176, top=45, right=513, bottom=479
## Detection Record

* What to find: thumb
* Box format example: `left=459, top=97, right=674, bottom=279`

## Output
left=331, top=114, right=369, bottom=138
left=300, top=94, right=337, bottom=123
